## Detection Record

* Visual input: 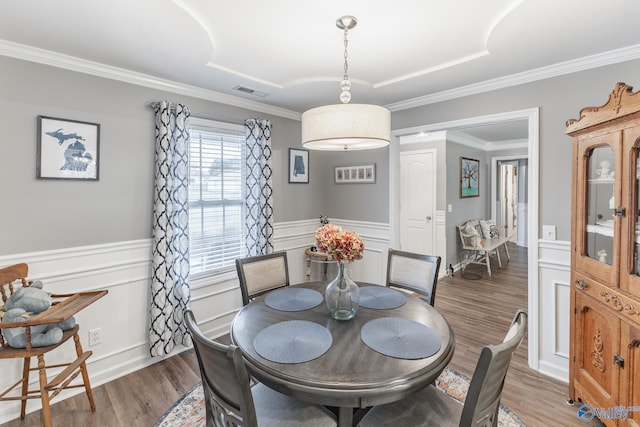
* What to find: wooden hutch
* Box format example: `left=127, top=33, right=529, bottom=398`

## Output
left=567, top=82, right=640, bottom=426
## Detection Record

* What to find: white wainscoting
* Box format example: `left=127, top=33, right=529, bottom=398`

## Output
left=537, top=239, right=571, bottom=382
left=0, top=219, right=390, bottom=424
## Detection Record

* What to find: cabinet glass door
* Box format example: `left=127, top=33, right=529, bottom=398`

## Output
left=585, top=146, right=615, bottom=265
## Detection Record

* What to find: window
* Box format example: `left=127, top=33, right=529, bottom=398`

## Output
left=188, top=118, right=246, bottom=275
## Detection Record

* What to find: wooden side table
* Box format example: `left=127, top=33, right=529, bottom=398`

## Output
left=304, top=247, right=333, bottom=282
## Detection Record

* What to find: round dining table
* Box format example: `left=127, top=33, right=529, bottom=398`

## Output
left=230, top=281, right=455, bottom=427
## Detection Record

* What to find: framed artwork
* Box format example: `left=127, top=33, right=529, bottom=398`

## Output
left=335, top=164, right=376, bottom=184
left=460, top=157, right=479, bottom=198
left=37, top=116, right=100, bottom=180
left=288, top=148, right=309, bottom=183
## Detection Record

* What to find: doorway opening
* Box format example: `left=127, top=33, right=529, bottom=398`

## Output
left=389, top=107, right=540, bottom=371
left=491, top=156, right=529, bottom=247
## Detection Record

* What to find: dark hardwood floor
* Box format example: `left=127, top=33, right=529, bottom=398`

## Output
left=1, top=243, right=599, bottom=426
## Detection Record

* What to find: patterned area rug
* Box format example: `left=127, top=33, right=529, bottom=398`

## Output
left=155, top=367, right=525, bottom=426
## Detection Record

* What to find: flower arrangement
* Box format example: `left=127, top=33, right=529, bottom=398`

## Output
left=315, top=224, right=364, bottom=263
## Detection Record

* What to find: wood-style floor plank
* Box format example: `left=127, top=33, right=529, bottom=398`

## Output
left=0, top=243, right=601, bottom=426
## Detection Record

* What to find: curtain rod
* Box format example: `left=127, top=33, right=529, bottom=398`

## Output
left=148, top=102, right=246, bottom=126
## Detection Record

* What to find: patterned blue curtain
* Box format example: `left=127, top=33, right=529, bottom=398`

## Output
left=244, top=119, right=274, bottom=256
left=149, top=101, right=191, bottom=357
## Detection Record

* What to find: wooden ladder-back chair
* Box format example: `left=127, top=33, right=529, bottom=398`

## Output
left=0, top=263, right=107, bottom=427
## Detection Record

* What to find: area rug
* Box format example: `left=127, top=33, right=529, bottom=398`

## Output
left=154, top=367, right=525, bottom=426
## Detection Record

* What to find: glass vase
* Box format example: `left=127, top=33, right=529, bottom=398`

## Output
left=325, top=262, right=359, bottom=320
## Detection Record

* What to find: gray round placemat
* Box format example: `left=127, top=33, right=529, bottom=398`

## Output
left=264, top=288, right=323, bottom=311
left=361, top=317, right=440, bottom=359
left=358, top=286, right=406, bottom=309
left=253, top=320, right=333, bottom=364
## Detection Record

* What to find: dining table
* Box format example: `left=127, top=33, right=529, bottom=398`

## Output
left=230, top=281, right=455, bottom=427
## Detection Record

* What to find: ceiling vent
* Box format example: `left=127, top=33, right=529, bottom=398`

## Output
left=233, top=85, right=268, bottom=98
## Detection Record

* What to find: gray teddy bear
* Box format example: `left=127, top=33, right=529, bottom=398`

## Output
left=1, top=280, right=75, bottom=348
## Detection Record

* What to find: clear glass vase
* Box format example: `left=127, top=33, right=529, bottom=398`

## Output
left=325, top=262, right=359, bottom=320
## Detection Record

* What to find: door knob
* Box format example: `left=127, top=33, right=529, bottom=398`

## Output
left=426, top=216, right=432, bottom=220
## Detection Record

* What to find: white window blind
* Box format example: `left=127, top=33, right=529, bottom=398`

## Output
left=188, top=119, right=246, bottom=274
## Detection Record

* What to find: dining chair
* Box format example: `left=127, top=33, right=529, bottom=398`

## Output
left=0, top=263, right=99, bottom=427
left=386, top=249, right=442, bottom=306
left=358, top=309, right=527, bottom=427
left=184, top=309, right=337, bottom=427
left=235, top=252, right=289, bottom=306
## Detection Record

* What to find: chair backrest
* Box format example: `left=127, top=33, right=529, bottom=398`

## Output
left=0, top=263, right=29, bottom=349
left=459, top=309, right=527, bottom=427
left=184, top=309, right=259, bottom=427
left=235, top=251, right=289, bottom=306
left=458, top=220, right=483, bottom=249
left=386, top=249, right=441, bottom=306
left=0, top=263, right=29, bottom=304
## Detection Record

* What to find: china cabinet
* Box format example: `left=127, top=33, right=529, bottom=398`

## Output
left=567, top=82, right=640, bottom=426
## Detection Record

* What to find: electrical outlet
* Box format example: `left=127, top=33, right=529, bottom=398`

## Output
left=88, top=328, right=102, bottom=347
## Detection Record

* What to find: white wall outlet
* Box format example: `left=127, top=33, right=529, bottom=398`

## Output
left=542, top=225, right=557, bottom=240
left=88, top=328, right=102, bottom=347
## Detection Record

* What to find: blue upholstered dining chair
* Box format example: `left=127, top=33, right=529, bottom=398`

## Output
left=358, top=310, right=527, bottom=427
left=235, top=251, right=289, bottom=306
left=386, top=249, right=442, bottom=306
left=184, top=309, right=337, bottom=427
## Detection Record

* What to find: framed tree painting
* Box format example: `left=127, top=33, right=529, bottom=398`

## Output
left=460, top=157, right=479, bottom=198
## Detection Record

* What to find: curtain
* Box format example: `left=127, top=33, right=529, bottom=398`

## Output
left=149, top=101, right=191, bottom=357
left=244, top=119, right=274, bottom=256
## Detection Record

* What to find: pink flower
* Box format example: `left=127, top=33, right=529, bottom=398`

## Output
left=315, top=224, right=364, bottom=263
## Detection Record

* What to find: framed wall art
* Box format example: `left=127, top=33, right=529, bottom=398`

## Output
left=289, top=148, right=309, bottom=183
left=335, top=163, right=376, bottom=184
left=37, top=115, right=100, bottom=181
left=460, top=156, right=479, bottom=198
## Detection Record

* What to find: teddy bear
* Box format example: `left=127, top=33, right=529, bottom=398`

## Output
left=1, top=280, right=75, bottom=348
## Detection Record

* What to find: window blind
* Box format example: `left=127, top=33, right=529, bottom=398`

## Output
left=188, top=121, right=246, bottom=274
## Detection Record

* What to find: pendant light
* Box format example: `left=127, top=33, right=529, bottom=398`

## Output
left=301, top=16, right=391, bottom=151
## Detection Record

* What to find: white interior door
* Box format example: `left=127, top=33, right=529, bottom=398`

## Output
left=399, top=150, right=436, bottom=254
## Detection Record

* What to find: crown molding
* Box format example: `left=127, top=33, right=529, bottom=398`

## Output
left=0, top=39, right=301, bottom=121
left=387, top=43, right=640, bottom=112
left=446, top=130, right=486, bottom=150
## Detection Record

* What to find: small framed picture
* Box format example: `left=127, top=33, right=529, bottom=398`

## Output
left=460, top=157, right=479, bottom=198
left=37, top=116, right=100, bottom=180
left=289, top=148, right=309, bottom=183
left=335, top=164, right=376, bottom=184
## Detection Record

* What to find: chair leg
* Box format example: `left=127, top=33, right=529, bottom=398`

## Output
left=495, top=247, right=503, bottom=268
left=37, top=355, right=52, bottom=427
left=20, top=357, right=31, bottom=419
left=485, top=252, right=492, bottom=276
left=503, top=242, right=511, bottom=261
left=73, top=333, right=96, bottom=411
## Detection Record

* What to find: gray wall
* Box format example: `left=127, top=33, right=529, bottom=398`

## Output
left=445, top=141, right=487, bottom=265
left=392, top=58, right=640, bottom=242
left=4, top=53, right=640, bottom=258
left=0, top=56, right=323, bottom=255
left=315, top=148, right=390, bottom=223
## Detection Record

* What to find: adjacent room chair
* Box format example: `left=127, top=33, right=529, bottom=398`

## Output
left=0, top=263, right=104, bottom=427
left=386, top=249, right=442, bottom=306
left=358, top=309, right=527, bottom=427
left=235, top=252, right=289, bottom=306
left=184, top=309, right=337, bottom=427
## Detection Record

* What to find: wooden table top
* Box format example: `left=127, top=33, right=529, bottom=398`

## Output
left=230, top=281, right=455, bottom=426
